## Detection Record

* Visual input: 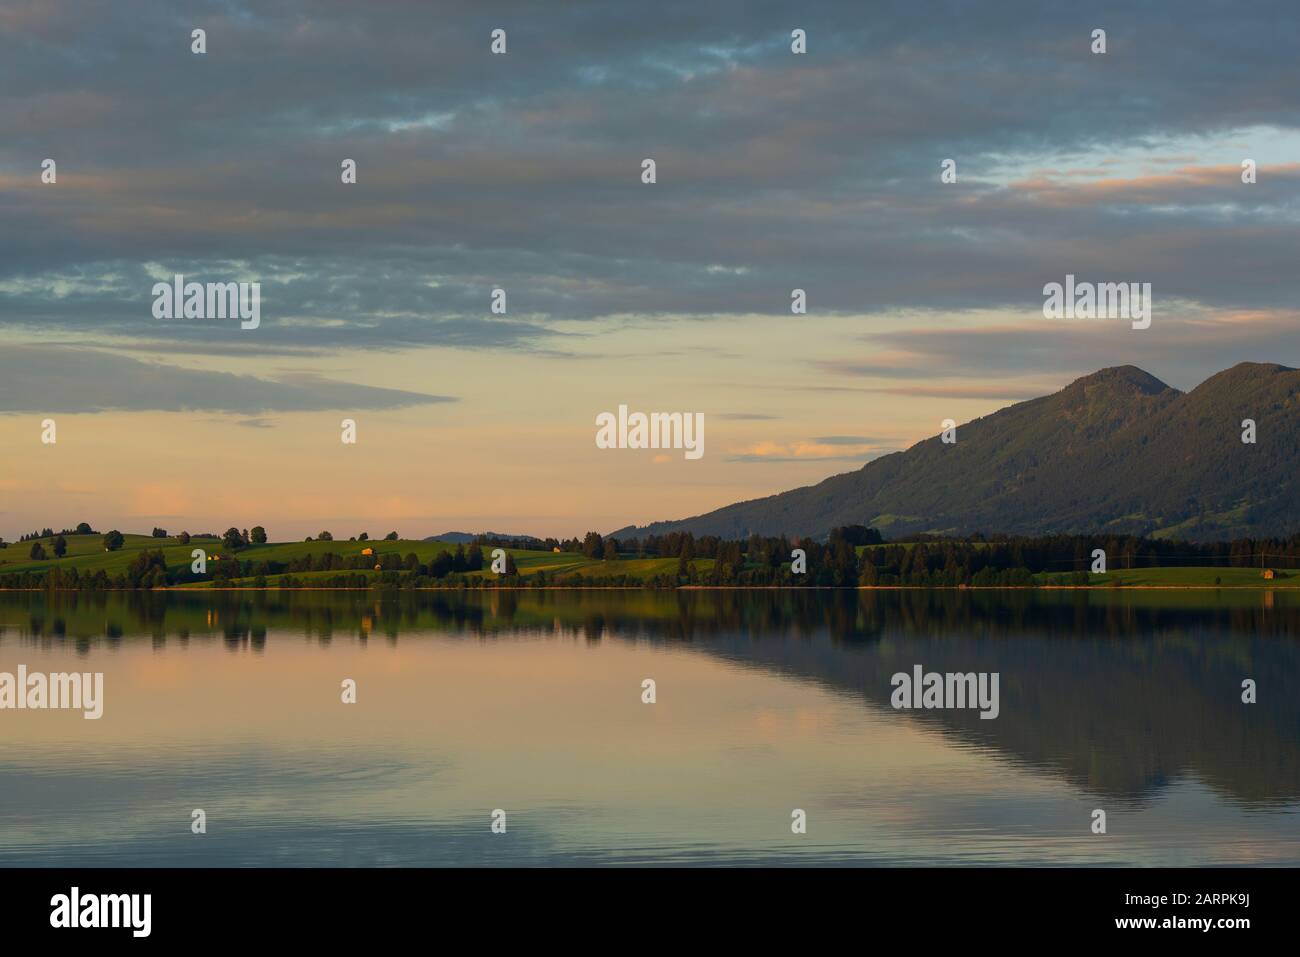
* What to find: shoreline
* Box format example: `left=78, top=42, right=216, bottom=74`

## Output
left=1, top=584, right=1297, bottom=593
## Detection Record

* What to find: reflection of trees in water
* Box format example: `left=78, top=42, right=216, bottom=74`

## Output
left=2, top=589, right=1298, bottom=807
left=9, top=586, right=1300, bottom=646
left=10, top=586, right=1300, bottom=650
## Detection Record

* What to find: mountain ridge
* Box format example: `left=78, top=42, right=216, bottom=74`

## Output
left=611, top=362, right=1300, bottom=542
left=424, top=531, right=535, bottom=544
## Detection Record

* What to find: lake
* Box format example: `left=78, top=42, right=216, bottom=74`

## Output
left=1, top=589, right=1297, bottom=866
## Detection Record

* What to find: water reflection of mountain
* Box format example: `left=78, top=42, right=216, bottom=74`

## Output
left=3, top=590, right=1298, bottom=808
left=690, top=600, right=1300, bottom=810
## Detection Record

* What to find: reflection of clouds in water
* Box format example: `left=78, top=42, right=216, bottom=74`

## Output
left=0, top=591, right=1298, bottom=865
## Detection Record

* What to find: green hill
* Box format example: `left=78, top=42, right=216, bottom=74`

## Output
left=0, top=532, right=708, bottom=586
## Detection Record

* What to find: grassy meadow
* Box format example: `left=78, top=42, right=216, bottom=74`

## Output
left=1, top=531, right=1296, bottom=588
left=1036, top=566, right=1296, bottom=587
left=0, top=532, right=711, bottom=587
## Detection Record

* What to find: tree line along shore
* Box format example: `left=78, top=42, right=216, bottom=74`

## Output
left=2, top=525, right=1299, bottom=590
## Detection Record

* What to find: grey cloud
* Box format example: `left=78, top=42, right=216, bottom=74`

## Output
left=0, top=346, right=457, bottom=414
left=2, top=0, right=1299, bottom=352
left=861, top=384, right=1047, bottom=401
left=726, top=452, right=893, bottom=464
left=818, top=313, right=1300, bottom=392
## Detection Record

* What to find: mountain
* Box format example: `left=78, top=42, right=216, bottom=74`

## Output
left=425, top=531, right=536, bottom=544
left=611, top=363, right=1300, bottom=542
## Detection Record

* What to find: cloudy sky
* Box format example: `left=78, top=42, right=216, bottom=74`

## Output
left=1, top=0, right=1297, bottom=540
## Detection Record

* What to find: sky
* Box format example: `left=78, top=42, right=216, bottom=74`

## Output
left=1, top=0, right=1298, bottom=541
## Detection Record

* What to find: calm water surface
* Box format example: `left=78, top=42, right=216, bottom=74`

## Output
left=1, top=589, right=1297, bottom=866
